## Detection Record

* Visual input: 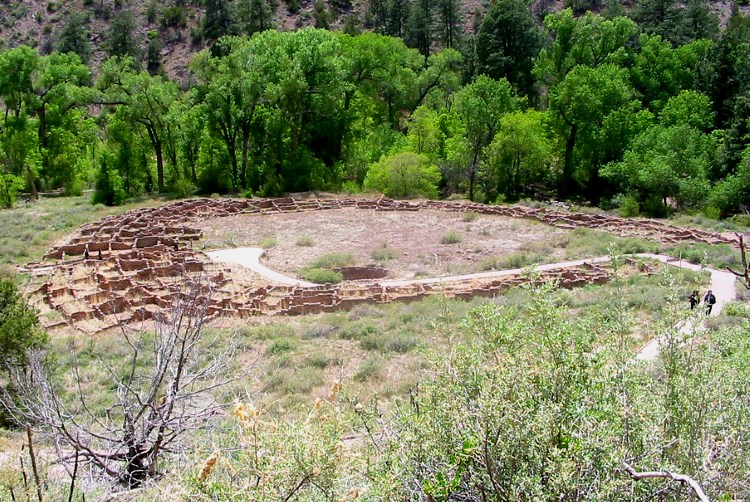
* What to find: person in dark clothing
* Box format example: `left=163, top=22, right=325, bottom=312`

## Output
left=84, top=246, right=89, bottom=260
left=704, top=290, right=716, bottom=315
left=689, top=290, right=699, bottom=310
left=98, top=249, right=103, bottom=260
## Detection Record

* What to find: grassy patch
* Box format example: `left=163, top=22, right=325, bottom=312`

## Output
left=0, top=195, right=165, bottom=265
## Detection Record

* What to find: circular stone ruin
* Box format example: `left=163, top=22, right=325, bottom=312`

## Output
left=22, top=196, right=735, bottom=333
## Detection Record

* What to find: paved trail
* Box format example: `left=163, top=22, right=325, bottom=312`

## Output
left=206, top=248, right=738, bottom=360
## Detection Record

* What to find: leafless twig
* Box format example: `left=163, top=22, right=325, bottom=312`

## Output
left=622, top=462, right=710, bottom=502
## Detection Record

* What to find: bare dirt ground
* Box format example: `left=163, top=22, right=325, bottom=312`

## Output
left=194, top=208, right=568, bottom=280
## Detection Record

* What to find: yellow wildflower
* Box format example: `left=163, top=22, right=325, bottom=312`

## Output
left=198, top=450, right=220, bottom=482
left=328, top=381, right=341, bottom=401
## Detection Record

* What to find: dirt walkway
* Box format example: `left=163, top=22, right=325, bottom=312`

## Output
left=207, top=248, right=737, bottom=360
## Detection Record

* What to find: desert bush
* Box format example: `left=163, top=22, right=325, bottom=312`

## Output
left=462, top=211, right=477, bottom=222
left=354, top=355, right=383, bottom=382
left=295, top=236, right=314, bottom=247
left=308, top=252, right=355, bottom=269
left=440, top=230, right=462, bottom=244
left=259, top=235, right=277, bottom=248
left=265, top=337, right=295, bottom=356
left=360, top=331, right=417, bottom=354
left=301, top=268, right=343, bottom=284
left=371, top=242, right=396, bottom=262
left=364, top=283, right=750, bottom=499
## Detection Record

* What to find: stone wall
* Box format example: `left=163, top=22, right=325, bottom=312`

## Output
left=27, top=196, right=730, bottom=333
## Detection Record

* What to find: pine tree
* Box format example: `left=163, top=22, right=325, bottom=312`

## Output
left=58, top=12, right=92, bottom=64
left=436, top=0, right=462, bottom=49
left=237, top=0, right=276, bottom=36
left=108, top=10, right=141, bottom=61
left=406, top=0, right=432, bottom=57
left=202, top=0, right=237, bottom=42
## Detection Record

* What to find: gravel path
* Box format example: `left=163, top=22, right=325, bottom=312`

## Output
left=206, top=248, right=738, bottom=360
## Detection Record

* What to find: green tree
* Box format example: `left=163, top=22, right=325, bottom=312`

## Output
left=481, top=109, right=551, bottom=201
left=475, top=0, right=544, bottom=99
left=436, top=0, right=462, bottom=50
left=534, top=10, right=637, bottom=88
left=364, top=151, right=441, bottom=197
left=602, top=92, right=716, bottom=212
left=547, top=64, right=634, bottom=195
left=602, top=123, right=714, bottom=212
left=708, top=146, right=750, bottom=215
left=0, top=277, right=45, bottom=371
left=0, top=47, right=92, bottom=196
left=107, top=10, right=141, bottom=62
left=630, top=35, right=712, bottom=113
left=202, top=0, right=237, bottom=42
left=405, top=0, right=433, bottom=57
left=57, top=12, right=92, bottom=64
left=237, top=0, right=275, bottom=36
left=406, top=105, right=445, bottom=160
left=451, top=75, right=515, bottom=200
left=386, top=0, right=409, bottom=37
left=99, top=57, right=181, bottom=193
left=92, top=147, right=128, bottom=206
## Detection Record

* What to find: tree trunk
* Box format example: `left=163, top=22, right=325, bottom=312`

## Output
left=562, top=123, right=577, bottom=195
left=241, top=128, right=250, bottom=190
left=155, top=140, right=164, bottom=193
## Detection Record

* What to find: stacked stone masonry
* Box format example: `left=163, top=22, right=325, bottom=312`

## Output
left=26, top=197, right=734, bottom=333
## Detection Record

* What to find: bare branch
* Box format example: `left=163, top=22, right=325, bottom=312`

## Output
left=622, top=462, right=710, bottom=502
left=2, top=275, right=243, bottom=488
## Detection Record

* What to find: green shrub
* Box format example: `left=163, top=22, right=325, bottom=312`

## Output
left=371, top=243, right=396, bottom=262
left=363, top=151, right=440, bottom=199
left=723, top=302, right=750, bottom=317
left=260, top=235, right=277, bottom=249
left=354, top=355, right=382, bottom=382
left=265, top=337, right=294, bottom=356
left=441, top=231, right=462, bottom=245
left=618, top=195, right=640, bottom=217
left=168, top=177, right=195, bottom=199
left=703, top=205, right=721, bottom=220
left=63, top=178, right=86, bottom=197
left=91, top=153, right=126, bottom=206
left=301, top=268, right=343, bottom=284
left=0, top=174, right=24, bottom=208
left=462, top=211, right=478, bottom=222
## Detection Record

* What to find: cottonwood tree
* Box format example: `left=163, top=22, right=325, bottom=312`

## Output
left=2, top=280, right=241, bottom=488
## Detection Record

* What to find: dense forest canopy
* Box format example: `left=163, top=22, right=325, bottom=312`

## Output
left=1, top=0, right=750, bottom=217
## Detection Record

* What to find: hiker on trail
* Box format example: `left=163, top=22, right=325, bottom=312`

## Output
left=704, top=289, right=717, bottom=315
left=98, top=249, right=103, bottom=260
left=689, top=290, right=699, bottom=310
left=84, top=246, right=89, bottom=260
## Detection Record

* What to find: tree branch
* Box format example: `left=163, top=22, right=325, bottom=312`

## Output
left=621, top=462, right=710, bottom=502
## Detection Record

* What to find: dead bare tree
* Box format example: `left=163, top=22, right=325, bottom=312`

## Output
left=727, top=233, right=750, bottom=290
left=1, top=279, right=240, bottom=489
